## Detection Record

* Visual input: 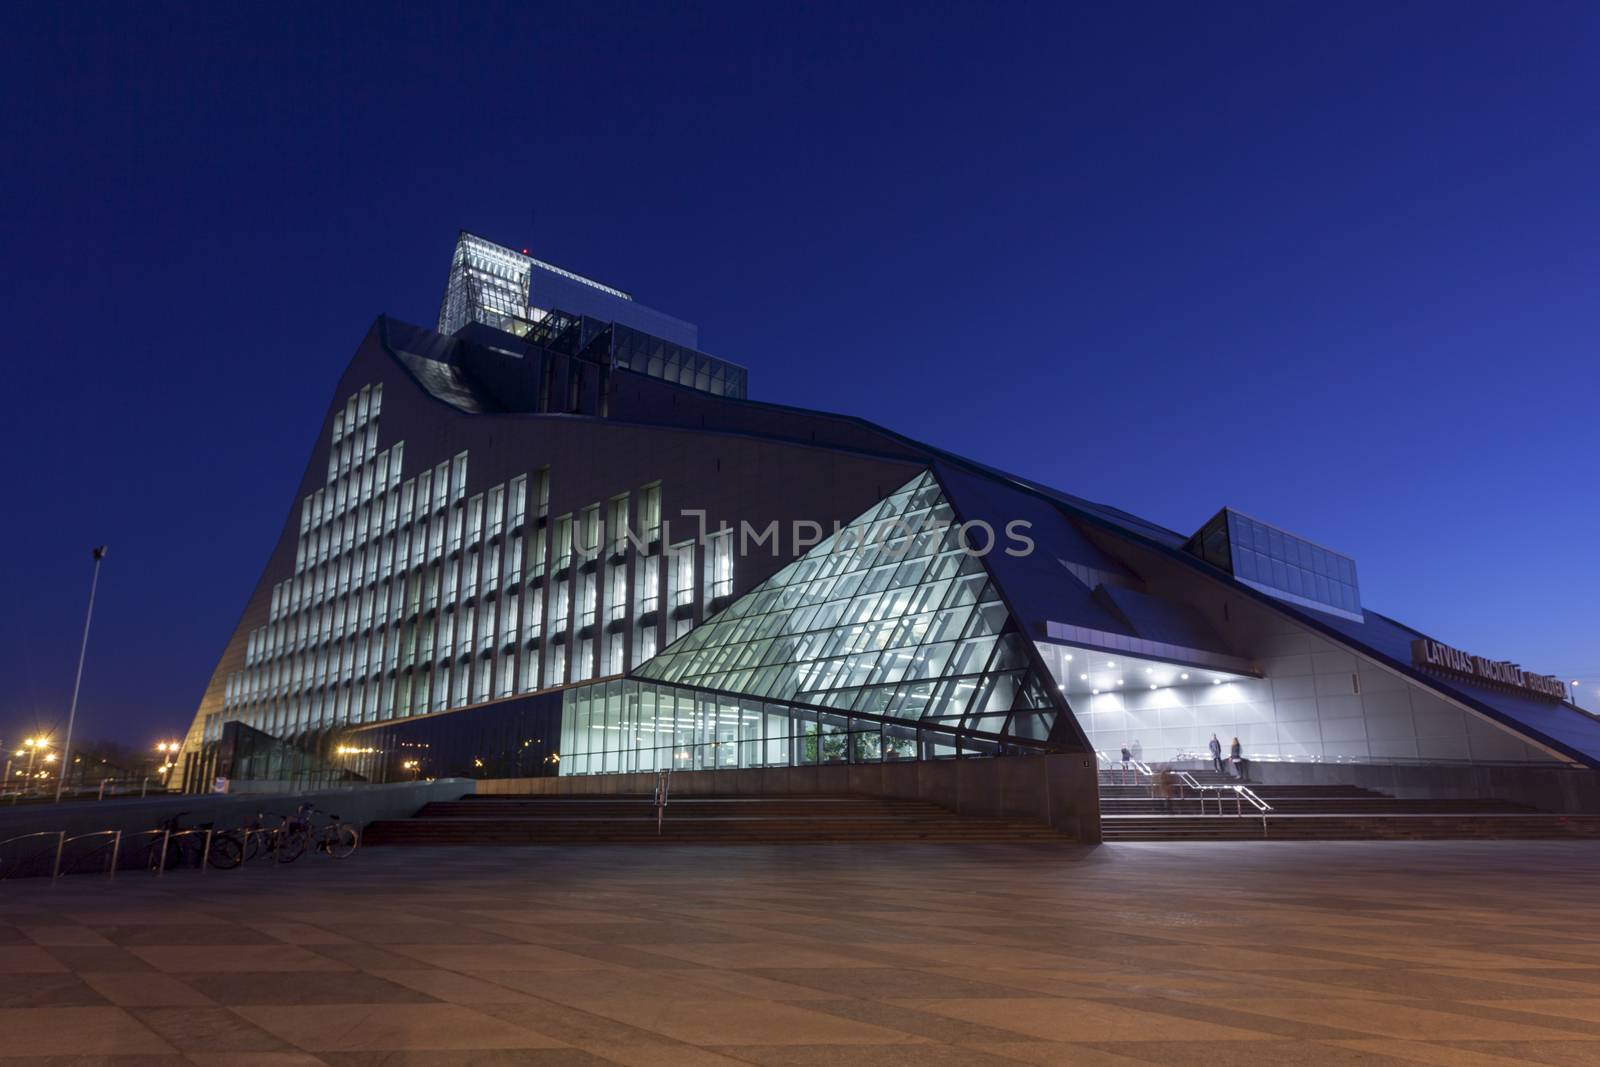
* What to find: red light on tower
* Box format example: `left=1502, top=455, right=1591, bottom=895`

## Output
left=522, top=248, right=529, bottom=254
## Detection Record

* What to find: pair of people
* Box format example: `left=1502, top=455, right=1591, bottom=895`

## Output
left=1207, top=733, right=1246, bottom=779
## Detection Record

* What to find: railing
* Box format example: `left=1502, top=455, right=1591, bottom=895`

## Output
left=652, top=766, right=673, bottom=835
left=0, top=811, right=357, bottom=884
left=1096, top=751, right=1152, bottom=784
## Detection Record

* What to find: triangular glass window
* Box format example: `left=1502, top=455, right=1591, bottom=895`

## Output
left=637, top=472, right=1063, bottom=739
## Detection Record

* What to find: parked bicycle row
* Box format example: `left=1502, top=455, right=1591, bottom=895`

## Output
left=0, top=802, right=359, bottom=881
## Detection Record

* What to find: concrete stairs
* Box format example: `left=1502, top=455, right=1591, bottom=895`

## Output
left=1099, top=769, right=1600, bottom=841
left=363, top=793, right=1072, bottom=845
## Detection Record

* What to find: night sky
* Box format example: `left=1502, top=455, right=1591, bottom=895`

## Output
left=4, top=2, right=1597, bottom=747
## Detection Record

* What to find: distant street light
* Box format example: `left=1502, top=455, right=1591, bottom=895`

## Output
left=14, top=738, right=49, bottom=803
left=56, top=546, right=107, bottom=803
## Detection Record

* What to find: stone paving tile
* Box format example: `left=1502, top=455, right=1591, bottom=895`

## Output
left=131, top=1005, right=298, bottom=1053
left=4, top=841, right=1600, bottom=1061
left=234, top=1001, right=570, bottom=1052
left=0, top=1005, right=177, bottom=1055
left=0, top=944, right=69, bottom=972
left=82, top=970, right=218, bottom=1007
left=179, top=969, right=440, bottom=1006
left=0, top=970, right=109, bottom=1007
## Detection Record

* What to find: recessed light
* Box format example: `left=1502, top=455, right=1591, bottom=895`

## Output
left=1149, top=684, right=1157, bottom=690
left=1144, top=668, right=1153, bottom=674
left=1181, top=672, right=1189, bottom=680
left=1212, top=678, right=1222, bottom=685
left=1091, top=688, right=1100, bottom=695
left=1116, top=679, right=1124, bottom=686
left=1079, top=673, right=1088, bottom=680
left=1107, top=661, right=1116, bottom=668
left=1064, top=654, right=1073, bottom=661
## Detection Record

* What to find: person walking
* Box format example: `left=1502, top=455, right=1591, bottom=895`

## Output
left=1119, top=742, right=1132, bottom=785
left=1230, top=736, right=1246, bottom=782
left=1208, top=733, right=1223, bottom=773
left=1154, top=766, right=1179, bottom=813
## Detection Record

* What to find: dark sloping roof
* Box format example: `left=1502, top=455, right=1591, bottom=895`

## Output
left=933, top=462, right=1133, bottom=642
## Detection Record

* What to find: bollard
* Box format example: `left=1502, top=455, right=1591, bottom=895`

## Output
left=156, top=829, right=170, bottom=877
left=141, top=778, right=149, bottom=798
left=200, top=829, right=213, bottom=874
left=51, top=831, right=66, bottom=882
left=108, top=830, right=121, bottom=882
left=98, top=779, right=108, bottom=801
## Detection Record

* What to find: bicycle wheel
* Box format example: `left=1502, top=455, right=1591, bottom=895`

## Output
left=273, top=829, right=308, bottom=863
left=325, top=824, right=359, bottom=859
left=206, top=834, right=244, bottom=870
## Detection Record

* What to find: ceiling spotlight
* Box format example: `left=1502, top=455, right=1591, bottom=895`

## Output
left=1091, top=688, right=1100, bottom=695
left=1211, top=678, right=1222, bottom=685
left=1116, top=679, right=1125, bottom=686
left=1064, top=654, right=1072, bottom=661
left=1079, top=673, right=1088, bottom=681
left=1144, top=668, right=1152, bottom=675
left=1149, top=684, right=1157, bottom=690
left=1181, top=672, right=1190, bottom=680
left=1107, top=661, right=1116, bottom=668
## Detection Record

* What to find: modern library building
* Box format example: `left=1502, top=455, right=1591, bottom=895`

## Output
left=174, top=232, right=1600, bottom=796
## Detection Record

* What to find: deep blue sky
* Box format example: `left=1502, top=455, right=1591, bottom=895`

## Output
left=4, top=2, right=1597, bottom=746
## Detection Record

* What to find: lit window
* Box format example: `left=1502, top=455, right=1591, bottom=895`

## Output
left=509, top=475, right=527, bottom=529
left=487, top=485, right=505, bottom=538
left=705, top=530, right=733, bottom=602
left=507, top=534, right=524, bottom=587
left=669, top=541, right=695, bottom=609
left=640, top=484, right=662, bottom=545
left=606, top=565, right=628, bottom=623
left=467, top=494, right=484, bottom=545
left=609, top=495, right=629, bottom=555
left=533, top=468, right=550, bottom=519
left=502, top=595, right=519, bottom=645
left=637, top=555, right=660, bottom=615
left=553, top=515, right=573, bottom=571
left=578, top=572, right=597, bottom=628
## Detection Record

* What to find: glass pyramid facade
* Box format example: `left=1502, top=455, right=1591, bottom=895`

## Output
left=636, top=471, right=1064, bottom=743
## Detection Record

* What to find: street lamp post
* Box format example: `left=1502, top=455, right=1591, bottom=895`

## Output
left=56, top=546, right=107, bottom=804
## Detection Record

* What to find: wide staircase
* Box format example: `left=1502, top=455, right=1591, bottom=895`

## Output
left=363, top=793, right=1070, bottom=845
left=1100, top=767, right=1600, bottom=841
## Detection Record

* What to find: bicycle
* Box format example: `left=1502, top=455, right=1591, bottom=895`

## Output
left=267, top=803, right=358, bottom=863
left=144, top=813, right=245, bottom=872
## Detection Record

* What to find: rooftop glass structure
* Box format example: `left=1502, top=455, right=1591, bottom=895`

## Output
left=438, top=231, right=699, bottom=348
left=1185, top=508, right=1362, bottom=621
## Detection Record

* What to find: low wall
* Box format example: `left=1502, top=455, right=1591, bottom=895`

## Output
left=1175, top=760, right=1600, bottom=814
left=478, top=756, right=1102, bottom=842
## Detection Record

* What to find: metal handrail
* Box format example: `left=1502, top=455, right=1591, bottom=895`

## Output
left=1233, top=785, right=1272, bottom=813
left=61, top=830, right=123, bottom=881
left=652, top=766, right=673, bottom=834
left=0, top=831, right=67, bottom=882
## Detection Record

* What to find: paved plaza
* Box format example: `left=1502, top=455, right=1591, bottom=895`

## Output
left=2, top=841, right=1600, bottom=1064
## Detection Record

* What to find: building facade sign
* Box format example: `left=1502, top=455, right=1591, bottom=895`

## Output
left=1411, top=638, right=1568, bottom=701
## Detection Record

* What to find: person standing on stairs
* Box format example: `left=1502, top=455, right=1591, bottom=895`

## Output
left=1119, top=742, right=1132, bottom=784
left=1208, top=733, right=1223, bottom=773
left=1230, top=736, right=1247, bottom=781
